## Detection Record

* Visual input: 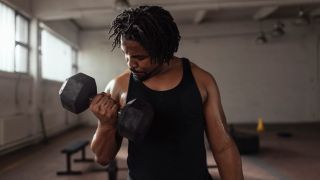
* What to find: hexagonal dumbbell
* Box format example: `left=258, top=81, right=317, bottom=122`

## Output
left=59, top=73, right=154, bottom=142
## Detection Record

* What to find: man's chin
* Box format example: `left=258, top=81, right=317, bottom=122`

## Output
left=132, top=73, right=149, bottom=81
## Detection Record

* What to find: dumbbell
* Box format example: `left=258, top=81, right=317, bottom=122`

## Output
left=59, top=73, right=154, bottom=142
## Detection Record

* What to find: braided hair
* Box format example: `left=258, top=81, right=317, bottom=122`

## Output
left=109, top=5, right=181, bottom=64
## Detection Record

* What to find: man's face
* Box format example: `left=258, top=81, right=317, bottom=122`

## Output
left=121, top=38, right=160, bottom=81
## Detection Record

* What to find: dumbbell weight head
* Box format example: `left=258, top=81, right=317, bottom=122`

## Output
left=59, top=73, right=97, bottom=114
left=118, top=99, right=154, bottom=142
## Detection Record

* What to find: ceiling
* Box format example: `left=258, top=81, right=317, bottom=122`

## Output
left=31, top=0, right=320, bottom=30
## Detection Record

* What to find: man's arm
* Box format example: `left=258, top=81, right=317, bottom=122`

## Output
left=202, top=73, right=244, bottom=180
left=90, top=78, right=123, bottom=166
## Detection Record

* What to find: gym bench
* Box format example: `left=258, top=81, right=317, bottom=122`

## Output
left=56, top=139, right=218, bottom=178
left=56, top=139, right=94, bottom=175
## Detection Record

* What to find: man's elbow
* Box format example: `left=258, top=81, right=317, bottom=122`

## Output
left=214, top=139, right=239, bottom=156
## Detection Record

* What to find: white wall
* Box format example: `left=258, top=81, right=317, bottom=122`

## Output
left=0, top=72, right=79, bottom=152
left=178, top=21, right=320, bottom=123
left=0, top=73, right=33, bottom=149
left=78, top=30, right=127, bottom=124
left=0, top=0, right=81, bottom=154
left=79, top=20, right=320, bottom=125
left=79, top=30, right=127, bottom=91
left=43, top=20, right=79, bottom=48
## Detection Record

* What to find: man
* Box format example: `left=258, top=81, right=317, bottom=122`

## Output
left=90, top=5, right=244, bottom=180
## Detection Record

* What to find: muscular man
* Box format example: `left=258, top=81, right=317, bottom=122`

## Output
left=90, top=5, right=244, bottom=180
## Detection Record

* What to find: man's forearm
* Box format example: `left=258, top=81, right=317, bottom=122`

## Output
left=91, top=123, right=122, bottom=166
left=215, top=143, right=244, bottom=180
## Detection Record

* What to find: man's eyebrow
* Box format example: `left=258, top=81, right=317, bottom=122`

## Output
left=131, top=55, right=147, bottom=58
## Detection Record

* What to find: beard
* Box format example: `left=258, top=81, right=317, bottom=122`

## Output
left=130, top=66, right=162, bottom=82
left=131, top=70, right=149, bottom=81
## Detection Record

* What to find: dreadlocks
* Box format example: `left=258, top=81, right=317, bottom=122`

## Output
left=109, top=5, right=181, bottom=64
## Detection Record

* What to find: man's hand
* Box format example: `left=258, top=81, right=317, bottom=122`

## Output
left=89, top=92, right=120, bottom=127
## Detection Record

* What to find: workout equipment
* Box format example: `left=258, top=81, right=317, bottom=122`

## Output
left=230, top=125, right=260, bottom=154
left=277, top=132, right=293, bottom=138
left=117, top=98, right=154, bottom=141
left=57, top=139, right=93, bottom=175
left=59, top=73, right=154, bottom=141
left=256, top=117, right=265, bottom=133
left=232, top=131, right=260, bottom=154
left=59, top=73, right=97, bottom=114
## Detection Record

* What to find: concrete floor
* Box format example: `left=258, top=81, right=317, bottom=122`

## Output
left=0, top=123, right=319, bottom=180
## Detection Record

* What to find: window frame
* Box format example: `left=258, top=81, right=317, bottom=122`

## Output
left=0, top=1, right=30, bottom=74
left=14, top=12, right=30, bottom=74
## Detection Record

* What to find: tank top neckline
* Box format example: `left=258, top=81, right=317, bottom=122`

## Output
left=135, top=58, right=187, bottom=94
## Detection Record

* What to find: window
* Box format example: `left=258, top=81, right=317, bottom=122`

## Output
left=0, top=3, right=15, bottom=72
left=41, top=30, right=75, bottom=82
left=0, top=2, right=29, bottom=73
left=15, top=15, right=29, bottom=72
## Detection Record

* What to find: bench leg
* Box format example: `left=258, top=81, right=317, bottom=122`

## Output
left=74, top=147, right=94, bottom=162
left=107, top=160, right=118, bottom=180
left=57, top=153, right=82, bottom=175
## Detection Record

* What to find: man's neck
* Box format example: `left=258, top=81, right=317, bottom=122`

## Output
left=142, top=57, right=179, bottom=83
left=148, top=57, right=177, bottom=79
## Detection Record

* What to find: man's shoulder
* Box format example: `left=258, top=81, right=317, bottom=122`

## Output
left=189, top=61, right=215, bottom=84
left=114, top=70, right=131, bottom=86
left=105, top=70, right=130, bottom=99
left=186, top=60, right=217, bottom=102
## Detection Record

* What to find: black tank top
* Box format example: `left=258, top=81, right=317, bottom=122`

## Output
left=126, top=58, right=211, bottom=180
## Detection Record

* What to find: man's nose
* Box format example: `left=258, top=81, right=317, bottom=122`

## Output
left=127, top=58, right=138, bottom=69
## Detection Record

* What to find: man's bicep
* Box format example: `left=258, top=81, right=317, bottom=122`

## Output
left=104, top=76, right=128, bottom=108
left=104, top=79, right=120, bottom=100
left=104, top=79, right=115, bottom=93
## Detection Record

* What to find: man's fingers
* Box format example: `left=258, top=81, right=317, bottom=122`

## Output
left=90, top=93, right=108, bottom=110
left=90, top=93, right=103, bottom=104
left=111, top=103, right=120, bottom=112
left=103, top=98, right=118, bottom=109
left=90, top=92, right=119, bottom=113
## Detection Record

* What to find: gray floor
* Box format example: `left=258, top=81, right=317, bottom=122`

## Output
left=0, top=123, right=320, bottom=180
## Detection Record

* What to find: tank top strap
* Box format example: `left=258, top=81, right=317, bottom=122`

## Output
left=180, top=57, right=195, bottom=87
left=126, top=73, right=142, bottom=103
